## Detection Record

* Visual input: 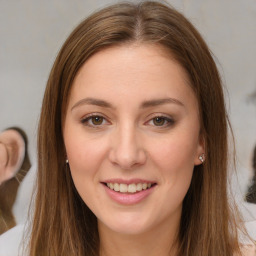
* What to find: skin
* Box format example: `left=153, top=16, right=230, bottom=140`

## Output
left=63, top=44, right=204, bottom=256
left=0, top=130, right=24, bottom=185
left=0, top=143, right=8, bottom=181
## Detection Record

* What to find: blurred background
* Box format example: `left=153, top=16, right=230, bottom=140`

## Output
left=0, top=0, right=256, bottom=226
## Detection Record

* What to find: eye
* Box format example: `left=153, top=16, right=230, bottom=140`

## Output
left=90, top=116, right=104, bottom=125
left=81, top=114, right=108, bottom=127
left=152, top=117, right=166, bottom=126
left=147, top=116, right=174, bottom=127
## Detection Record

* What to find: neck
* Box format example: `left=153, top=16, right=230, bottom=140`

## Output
left=98, top=218, right=179, bottom=256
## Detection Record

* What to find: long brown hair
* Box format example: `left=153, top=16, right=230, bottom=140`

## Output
left=29, top=1, right=244, bottom=255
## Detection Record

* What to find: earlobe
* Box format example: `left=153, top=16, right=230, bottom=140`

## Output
left=194, top=152, right=205, bottom=166
left=198, top=153, right=205, bottom=163
left=194, top=134, right=205, bottom=166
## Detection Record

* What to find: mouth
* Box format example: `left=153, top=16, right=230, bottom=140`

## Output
left=101, top=180, right=157, bottom=205
left=104, top=182, right=156, bottom=193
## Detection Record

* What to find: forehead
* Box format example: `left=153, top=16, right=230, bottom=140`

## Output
left=68, top=44, right=197, bottom=109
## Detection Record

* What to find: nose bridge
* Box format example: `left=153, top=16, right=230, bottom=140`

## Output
left=109, top=121, right=146, bottom=169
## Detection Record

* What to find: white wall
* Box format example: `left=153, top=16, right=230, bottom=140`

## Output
left=0, top=0, right=256, bottom=220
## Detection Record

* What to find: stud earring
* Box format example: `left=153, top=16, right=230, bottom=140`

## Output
left=199, top=154, right=205, bottom=163
left=66, top=159, right=69, bottom=164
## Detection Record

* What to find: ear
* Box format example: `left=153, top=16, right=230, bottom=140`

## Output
left=194, top=133, right=205, bottom=166
left=0, top=143, right=9, bottom=183
left=0, top=130, right=25, bottom=185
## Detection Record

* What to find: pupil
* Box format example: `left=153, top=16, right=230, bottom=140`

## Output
left=153, top=117, right=164, bottom=126
left=92, top=116, right=103, bottom=125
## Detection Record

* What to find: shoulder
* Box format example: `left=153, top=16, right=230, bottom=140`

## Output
left=0, top=224, right=27, bottom=256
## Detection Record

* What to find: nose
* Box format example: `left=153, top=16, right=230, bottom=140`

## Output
left=108, top=124, right=146, bottom=170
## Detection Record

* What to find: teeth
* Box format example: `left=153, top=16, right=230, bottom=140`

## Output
left=128, top=184, right=136, bottom=193
left=106, top=182, right=153, bottom=193
left=136, top=183, right=142, bottom=191
left=120, top=184, right=128, bottom=193
left=114, top=183, right=119, bottom=192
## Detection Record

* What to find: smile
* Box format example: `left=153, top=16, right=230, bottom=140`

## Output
left=102, top=180, right=157, bottom=205
left=106, top=182, right=153, bottom=193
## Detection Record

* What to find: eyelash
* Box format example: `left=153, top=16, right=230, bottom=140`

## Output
left=146, top=116, right=174, bottom=127
left=80, top=114, right=174, bottom=128
left=81, top=114, right=109, bottom=127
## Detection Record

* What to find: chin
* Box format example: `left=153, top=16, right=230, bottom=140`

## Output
left=98, top=212, right=154, bottom=236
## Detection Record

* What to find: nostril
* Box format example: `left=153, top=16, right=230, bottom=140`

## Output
left=108, top=141, right=147, bottom=169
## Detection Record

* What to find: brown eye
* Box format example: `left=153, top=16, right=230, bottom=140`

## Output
left=81, top=114, right=109, bottom=127
left=91, top=116, right=104, bottom=125
left=152, top=117, right=166, bottom=126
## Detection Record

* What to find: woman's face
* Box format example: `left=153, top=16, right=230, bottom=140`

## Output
left=63, top=44, right=204, bottom=236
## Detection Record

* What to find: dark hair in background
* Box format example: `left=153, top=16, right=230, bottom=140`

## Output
left=29, top=1, right=245, bottom=255
left=246, top=145, right=256, bottom=203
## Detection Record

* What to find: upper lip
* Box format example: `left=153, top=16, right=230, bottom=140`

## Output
left=101, top=178, right=157, bottom=185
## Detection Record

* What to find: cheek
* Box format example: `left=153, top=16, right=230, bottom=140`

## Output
left=66, top=137, right=106, bottom=177
left=148, top=132, right=197, bottom=193
left=150, top=133, right=198, bottom=171
left=64, top=137, right=106, bottom=206
left=64, top=118, right=107, bottom=171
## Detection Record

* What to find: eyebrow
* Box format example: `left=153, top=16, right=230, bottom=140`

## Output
left=140, top=98, right=184, bottom=108
left=71, top=97, right=113, bottom=111
left=71, top=97, right=184, bottom=111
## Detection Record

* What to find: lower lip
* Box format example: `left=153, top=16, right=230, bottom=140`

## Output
left=102, top=184, right=155, bottom=205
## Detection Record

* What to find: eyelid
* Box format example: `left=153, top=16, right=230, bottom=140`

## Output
left=80, top=112, right=174, bottom=128
left=145, top=114, right=175, bottom=127
left=81, top=113, right=110, bottom=127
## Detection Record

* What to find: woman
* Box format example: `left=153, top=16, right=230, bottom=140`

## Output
left=29, top=1, right=255, bottom=255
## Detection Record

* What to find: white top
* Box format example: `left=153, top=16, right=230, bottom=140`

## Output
left=0, top=224, right=27, bottom=256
